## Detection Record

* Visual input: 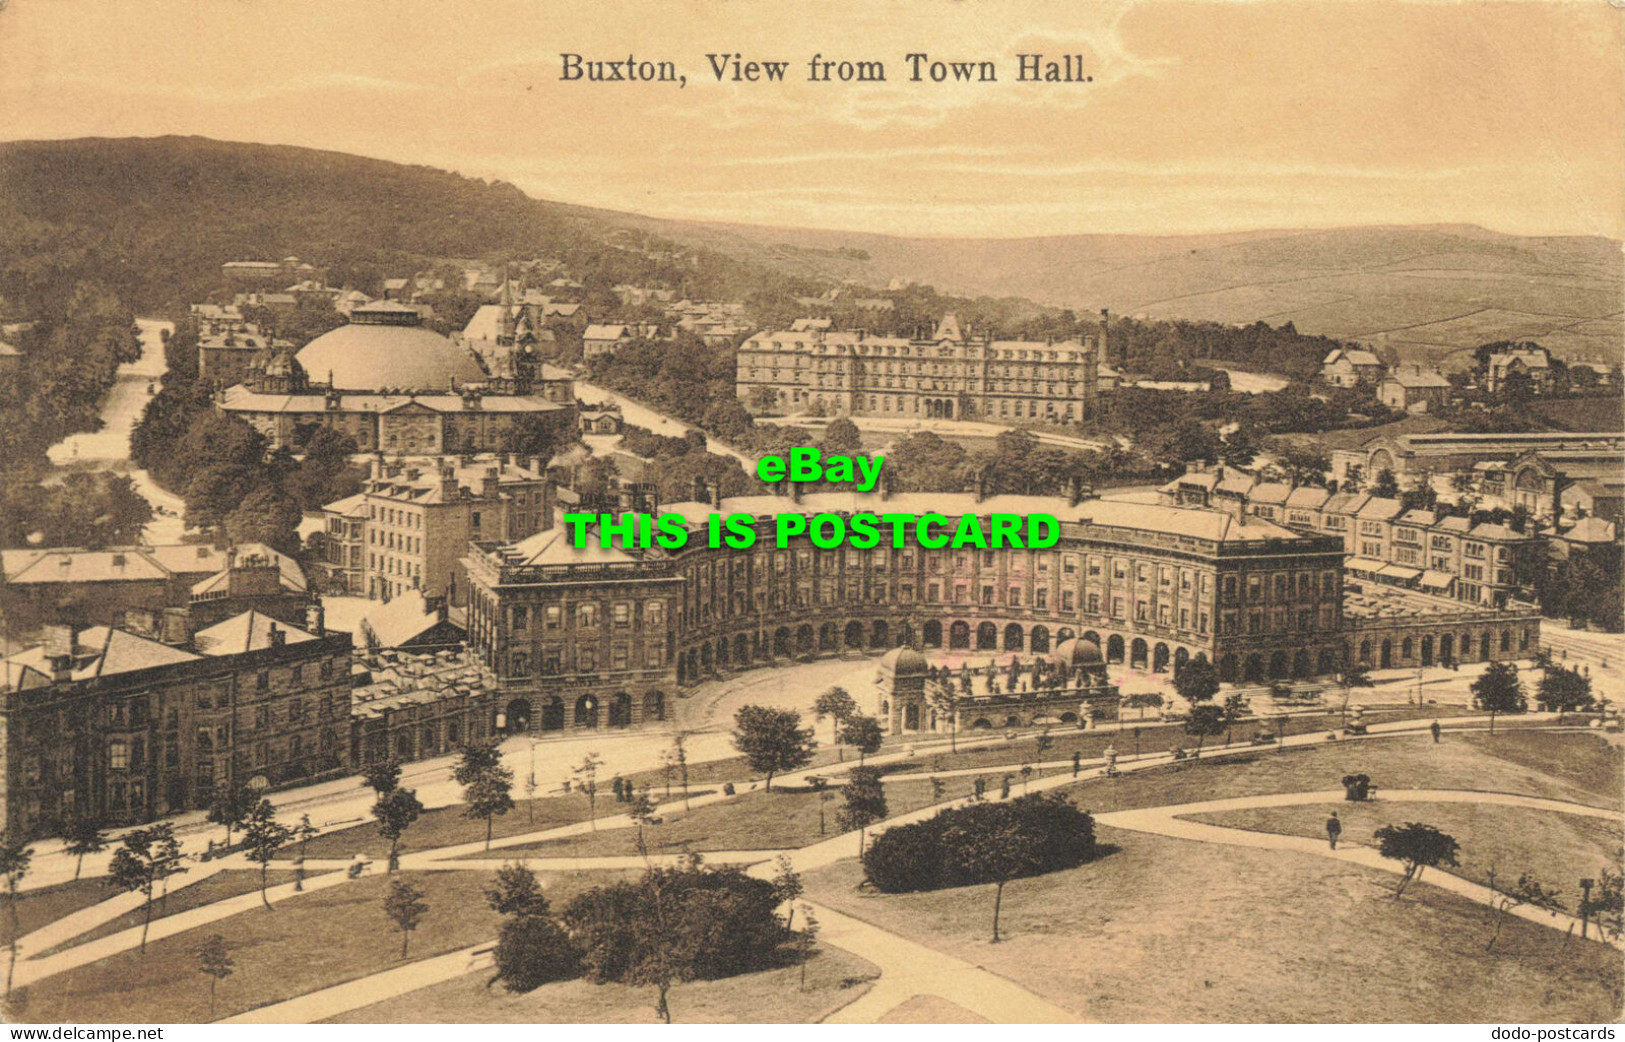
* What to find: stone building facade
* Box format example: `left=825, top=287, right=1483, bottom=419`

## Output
left=0, top=611, right=352, bottom=835
left=736, top=315, right=1102, bottom=424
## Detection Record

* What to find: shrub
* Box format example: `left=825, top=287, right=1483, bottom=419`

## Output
left=563, top=863, right=790, bottom=985
left=861, top=794, right=1096, bottom=894
left=493, top=913, right=579, bottom=992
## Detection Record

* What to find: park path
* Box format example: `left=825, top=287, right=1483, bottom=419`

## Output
left=12, top=870, right=351, bottom=991
left=810, top=901, right=1075, bottom=1024
left=1096, top=788, right=1621, bottom=943
left=219, top=943, right=495, bottom=1024
left=11, top=859, right=228, bottom=964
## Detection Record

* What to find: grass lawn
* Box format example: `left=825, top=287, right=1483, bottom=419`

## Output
left=804, top=825, right=1623, bottom=1023
left=275, top=791, right=701, bottom=861
left=0, top=879, right=119, bottom=948
left=464, top=776, right=985, bottom=860
left=884, top=706, right=1483, bottom=779
left=1188, top=802, right=1623, bottom=904
left=12, top=869, right=625, bottom=1024
left=35, top=870, right=298, bottom=957
left=1046, top=729, right=1621, bottom=817
left=325, top=944, right=880, bottom=1024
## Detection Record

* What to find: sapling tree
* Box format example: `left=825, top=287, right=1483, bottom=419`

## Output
left=839, top=714, right=884, bottom=766
left=206, top=782, right=254, bottom=847
left=460, top=750, right=516, bottom=851
left=383, top=878, right=429, bottom=958
left=195, top=934, right=234, bottom=1016
left=372, top=786, right=424, bottom=871
left=574, top=752, right=605, bottom=829
left=107, top=824, right=187, bottom=953
left=0, top=831, right=32, bottom=998
left=1184, top=704, right=1228, bottom=759
left=241, top=799, right=293, bottom=909
left=62, top=814, right=108, bottom=881
left=835, top=766, right=888, bottom=855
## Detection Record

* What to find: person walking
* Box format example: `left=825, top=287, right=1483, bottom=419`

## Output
left=1430, top=720, right=1441, bottom=744
left=1326, top=811, right=1342, bottom=850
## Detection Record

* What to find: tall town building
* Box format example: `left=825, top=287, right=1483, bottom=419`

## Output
left=341, top=455, right=554, bottom=605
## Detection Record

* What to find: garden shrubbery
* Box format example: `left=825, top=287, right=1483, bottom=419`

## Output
left=861, top=793, right=1097, bottom=893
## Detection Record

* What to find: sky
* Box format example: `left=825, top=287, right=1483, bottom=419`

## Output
left=0, top=0, right=1620, bottom=239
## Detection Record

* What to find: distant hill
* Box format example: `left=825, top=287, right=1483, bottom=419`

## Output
left=0, top=136, right=816, bottom=313
left=1, top=137, right=1617, bottom=370
left=597, top=217, right=1624, bottom=369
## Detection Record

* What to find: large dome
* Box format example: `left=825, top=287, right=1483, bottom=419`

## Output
left=296, top=301, right=485, bottom=392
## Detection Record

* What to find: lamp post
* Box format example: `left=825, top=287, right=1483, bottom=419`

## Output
left=1580, top=877, right=1595, bottom=940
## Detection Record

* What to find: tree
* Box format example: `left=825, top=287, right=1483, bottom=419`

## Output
left=372, top=787, right=424, bottom=872
left=812, top=687, right=858, bottom=751
left=941, top=817, right=1031, bottom=943
left=1215, top=692, right=1248, bottom=745
left=563, top=860, right=788, bottom=1024
left=1484, top=868, right=1561, bottom=951
left=1184, top=704, right=1228, bottom=758
left=223, top=484, right=303, bottom=555
left=663, top=732, right=691, bottom=808
left=1033, top=729, right=1054, bottom=776
left=1471, top=662, right=1526, bottom=734
left=195, top=934, right=234, bottom=1016
left=1371, top=468, right=1401, bottom=500
left=452, top=742, right=504, bottom=785
left=0, top=832, right=31, bottom=998
left=206, top=781, right=254, bottom=847
left=459, top=745, right=515, bottom=850
left=820, top=418, right=863, bottom=455
left=1374, top=822, right=1460, bottom=898
left=627, top=788, right=660, bottom=859
left=240, top=799, right=293, bottom=910
left=362, top=757, right=403, bottom=796
left=1537, top=666, right=1593, bottom=717
left=1124, top=692, right=1163, bottom=720
left=771, top=853, right=804, bottom=932
left=835, top=766, right=888, bottom=854
left=1338, top=662, right=1373, bottom=728
left=839, top=714, right=884, bottom=765
left=731, top=706, right=816, bottom=790
left=383, top=879, right=428, bottom=958
left=486, top=862, right=551, bottom=919
left=106, top=824, right=187, bottom=953
left=796, top=905, right=820, bottom=992
left=62, top=814, right=108, bottom=881
left=1174, top=657, right=1220, bottom=705
left=574, top=752, right=605, bottom=829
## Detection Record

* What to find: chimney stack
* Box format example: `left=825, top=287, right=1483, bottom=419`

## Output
left=269, top=622, right=286, bottom=649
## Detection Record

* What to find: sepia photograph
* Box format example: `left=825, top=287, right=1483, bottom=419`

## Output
left=0, top=0, right=1621, bottom=1029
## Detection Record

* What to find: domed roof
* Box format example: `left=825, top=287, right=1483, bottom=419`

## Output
left=297, top=307, right=485, bottom=392
left=879, top=646, right=930, bottom=676
left=1051, top=638, right=1103, bottom=667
